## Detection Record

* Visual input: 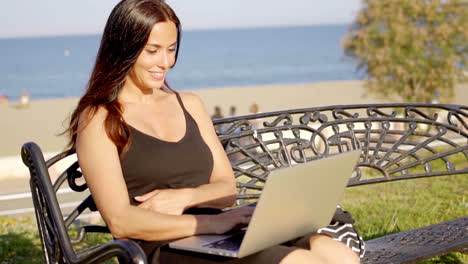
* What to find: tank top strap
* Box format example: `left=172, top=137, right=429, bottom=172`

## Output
left=174, top=92, right=189, bottom=114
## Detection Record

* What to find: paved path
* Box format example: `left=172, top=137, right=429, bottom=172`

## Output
left=0, top=177, right=91, bottom=218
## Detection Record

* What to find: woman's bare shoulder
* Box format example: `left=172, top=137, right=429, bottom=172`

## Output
left=177, top=92, right=206, bottom=114
left=77, top=105, right=109, bottom=140
left=75, top=105, right=117, bottom=157
left=78, top=106, right=107, bottom=130
left=178, top=91, right=203, bottom=104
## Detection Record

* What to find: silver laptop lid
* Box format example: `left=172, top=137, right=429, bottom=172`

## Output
left=237, top=149, right=360, bottom=257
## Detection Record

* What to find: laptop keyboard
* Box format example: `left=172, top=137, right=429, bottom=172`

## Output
left=203, top=232, right=245, bottom=251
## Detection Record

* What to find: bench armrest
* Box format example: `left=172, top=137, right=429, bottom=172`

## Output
left=76, top=239, right=147, bottom=264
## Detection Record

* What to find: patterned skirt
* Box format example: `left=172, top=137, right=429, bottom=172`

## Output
left=317, top=205, right=366, bottom=258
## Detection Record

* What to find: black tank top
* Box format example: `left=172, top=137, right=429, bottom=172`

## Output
left=120, top=92, right=214, bottom=205
left=119, top=93, right=220, bottom=259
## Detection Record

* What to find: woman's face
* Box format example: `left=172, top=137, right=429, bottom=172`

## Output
left=127, top=21, right=178, bottom=90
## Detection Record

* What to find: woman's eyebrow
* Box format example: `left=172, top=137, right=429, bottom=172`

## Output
left=146, top=41, right=177, bottom=48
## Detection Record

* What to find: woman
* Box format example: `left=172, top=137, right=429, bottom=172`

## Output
left=66, top=0, right=360, bottom=263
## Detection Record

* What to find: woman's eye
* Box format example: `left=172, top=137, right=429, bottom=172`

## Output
left=169, top=48, right=176, bottom=52
left=146, top=49, right=158, bottom=54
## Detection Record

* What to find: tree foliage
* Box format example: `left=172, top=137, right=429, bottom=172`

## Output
left=343, top=0, right=467, bottom=103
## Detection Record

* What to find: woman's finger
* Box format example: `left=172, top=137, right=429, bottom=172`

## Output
left=134, top=189, right=160, bottom=201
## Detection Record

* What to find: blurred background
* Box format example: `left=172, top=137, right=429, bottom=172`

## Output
left=0, top=1, right=467, bottom=263
left=0, top=0, right=362, bottom=101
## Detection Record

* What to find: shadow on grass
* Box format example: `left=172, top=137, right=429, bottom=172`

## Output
left=0, top=232, right=42, bottom=264
left=420, top=253, right=467, bottom=264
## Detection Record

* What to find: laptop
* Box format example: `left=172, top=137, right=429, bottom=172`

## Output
left=169, top=149, right=361, bottom=258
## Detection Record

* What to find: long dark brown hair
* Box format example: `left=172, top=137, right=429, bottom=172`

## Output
left=65, top=0, right=181, bottom=156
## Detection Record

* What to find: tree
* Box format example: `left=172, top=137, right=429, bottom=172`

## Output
left=343, top=0, right=467, bottom=103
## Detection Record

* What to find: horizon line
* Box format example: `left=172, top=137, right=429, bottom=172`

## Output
left=0, top=22, right=351, bottom=40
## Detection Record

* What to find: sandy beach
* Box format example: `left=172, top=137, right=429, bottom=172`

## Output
left=1, top=80, right=467, bottom=180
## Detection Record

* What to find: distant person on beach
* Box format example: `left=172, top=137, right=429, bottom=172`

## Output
left=0, top=93, right=8, bottom=104
left=249, top=103, right=262, bottom=129
left=19, top=89, right=30, bottom=108
left=229, top=105, right=237, bottom=117
left=63, top=1, right=359, bottom=263
left=249, top=103, right=259, bottom=115
left=239, top=103, right=263, bottom=154
left=211, top=105, right=223, bottom=119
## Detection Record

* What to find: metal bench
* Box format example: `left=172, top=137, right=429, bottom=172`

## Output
left=22, top=103, right=467, bottom=263
left=21, top=146, right=146, bottom=264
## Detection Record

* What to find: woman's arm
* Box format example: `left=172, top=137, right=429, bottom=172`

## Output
left=76, top=106, right=246, bottom=241
left=181, top=92, right=238, bottom=208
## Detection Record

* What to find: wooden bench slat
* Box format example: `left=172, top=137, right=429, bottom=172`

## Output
left=362, top=216, right=468, bottom=264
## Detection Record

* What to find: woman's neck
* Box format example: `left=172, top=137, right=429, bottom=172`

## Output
left=119, top=80, right=166, bottom=105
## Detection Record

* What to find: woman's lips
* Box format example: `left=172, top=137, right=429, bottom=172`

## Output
left=149, top=71, right=165, bottom=80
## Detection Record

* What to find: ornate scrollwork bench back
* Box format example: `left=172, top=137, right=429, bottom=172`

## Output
left=213, top=103, right=467, bottom=205
left=21, top=143, right=146, bottom=264
left=213, top=103, right=468, bottom=263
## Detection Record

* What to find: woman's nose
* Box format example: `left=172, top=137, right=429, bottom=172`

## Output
left=157, top=51, right=171, bottom=69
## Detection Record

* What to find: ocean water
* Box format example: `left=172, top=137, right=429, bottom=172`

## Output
left=0, top=24, right=360, bottom=101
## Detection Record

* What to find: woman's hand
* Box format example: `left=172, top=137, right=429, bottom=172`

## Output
left=206, top=206, right=255, bottom=234
left=134, top=188, right=192, bottom=215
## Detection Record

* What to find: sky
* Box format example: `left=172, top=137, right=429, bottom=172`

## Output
left=0, top=0, right=361, bottom=39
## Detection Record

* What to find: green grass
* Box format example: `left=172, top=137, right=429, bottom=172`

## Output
left=339, top=148, right=468, bottom=263
left=0, top=216, right=118, bottom=264
left=342, top=175, right=468, bottom=240
left=0, top=217, right=42, bottom=263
